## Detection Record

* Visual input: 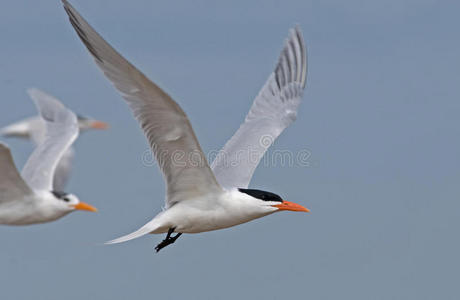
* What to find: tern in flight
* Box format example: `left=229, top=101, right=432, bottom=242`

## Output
left=0, top=88, right=108, bottom=191
left=0, top=92, right=97, bottom=225
left=62, top=0, right=308, bottom=252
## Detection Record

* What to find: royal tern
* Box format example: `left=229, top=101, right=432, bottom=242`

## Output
left=62, top=0, right=308, bottom=252
left=0, top=88, right=108, bottom=191
left=0, top=91, right=97, bottom=225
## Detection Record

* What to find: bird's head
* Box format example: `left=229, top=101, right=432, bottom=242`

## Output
left=51, top=190, right=98, bottom=213
left=76, top=115, right=109, bottom=132
left=238, top=188, right=309, bottom=213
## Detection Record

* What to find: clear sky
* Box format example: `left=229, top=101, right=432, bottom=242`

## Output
left=1, top=0, right=459, bottom=299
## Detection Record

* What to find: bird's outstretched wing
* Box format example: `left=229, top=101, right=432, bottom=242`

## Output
left=62, top=0, right=222, bottom=207
left=1, top=89, right=69, bottom=145
left=26, top=89, right=68, bottom=145
left=211, top=27, right=307, bottom=189
left=21, top=88, right=79, bottom=191
left=52, top=147, right=75, bottom=191
left=26, top=89, right=77, bottom=191
left=0, top=143, right=33, bottom=203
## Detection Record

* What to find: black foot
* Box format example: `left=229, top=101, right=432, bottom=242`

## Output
left=155, top=228, right=182, bottom=252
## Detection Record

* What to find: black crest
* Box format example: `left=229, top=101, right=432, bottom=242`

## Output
left=52, top=190, right=70, bottom=202
left=76, top=114, right=89, bottom=121
left=238, top=188, right=283, bottom=202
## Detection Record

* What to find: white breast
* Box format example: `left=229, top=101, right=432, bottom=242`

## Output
left=151, top=190, right=278, bottom=234
left=0, top=193, right=69, bottom=225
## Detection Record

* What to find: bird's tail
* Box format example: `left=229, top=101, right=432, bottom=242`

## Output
left=105, top=218, right=161, bottom=244
left=0, top=121, right=30, bottom=138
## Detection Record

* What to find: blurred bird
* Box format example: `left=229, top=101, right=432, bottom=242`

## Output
left=62, top=0, right=308, bottom=252
left=0, top=88, right=108, bottom=190
left=0, top=92, right=97, bottom=225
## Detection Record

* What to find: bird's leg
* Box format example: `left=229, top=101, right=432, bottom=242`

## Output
left=155, top=227, right=182, bottom=252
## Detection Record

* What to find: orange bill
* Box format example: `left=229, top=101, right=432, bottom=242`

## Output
left=90, top=120, right=109, bottom=130
left=73, top=202, right=98, bottom=212
left=272, top=201, right=310, bottom=212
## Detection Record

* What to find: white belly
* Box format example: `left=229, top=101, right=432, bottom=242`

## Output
left=150, top=193, right=277, bottom=234
left=0, top=197, right=68, bottom=225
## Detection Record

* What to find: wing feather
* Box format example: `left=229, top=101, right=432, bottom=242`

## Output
left=21, top=88, right=79, bottom=191
left=62, top=0, right=222, bottom=206
left=0, top=143, right=33, bottom=203
left=211, top=27, right=307, bottom=189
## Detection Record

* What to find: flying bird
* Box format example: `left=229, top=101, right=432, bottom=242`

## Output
left=0, top=88, right=108, bottom=191
left=0, top=92, right=97, bottom=225
left=62, top=0, right=308, bottom=252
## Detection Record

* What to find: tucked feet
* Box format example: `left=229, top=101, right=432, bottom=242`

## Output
left=155, top=228, right=182, bottom=252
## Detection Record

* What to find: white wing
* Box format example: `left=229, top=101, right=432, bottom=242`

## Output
left=21, top=88, right=79, bottom=191
left=52, top=147, right=75, bottom=191
left=2, top=89, right=80, bottom=191
left=0, top=89, right=67, bottom=145
left=62, top=0, right=222, bottom=207
left=1, top=90, right=73, bottom=145
left=211, top=27, right=307, bottom=189
left=0, top=143, right=33, bottom=203
left=27, top=89, right=68, bottom=145
left=1, top=114, right=75, bottom=191
left=26, top=88, right=76, bottom=191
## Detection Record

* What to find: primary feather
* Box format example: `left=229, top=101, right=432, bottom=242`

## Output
left=211, top=27, right=307, bottom=189
left=62, top=0, right=222, bottom=208
left=21, top=88, right=79, bottom=191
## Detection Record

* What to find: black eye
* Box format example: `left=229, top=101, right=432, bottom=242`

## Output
left=62, top=197, right=70, bottom=202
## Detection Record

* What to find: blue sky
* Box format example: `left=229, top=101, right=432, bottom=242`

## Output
left=0, top=0, right=459, bottom=299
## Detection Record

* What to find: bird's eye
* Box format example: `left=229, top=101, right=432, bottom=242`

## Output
left=62, top=197, right=70, bottom=202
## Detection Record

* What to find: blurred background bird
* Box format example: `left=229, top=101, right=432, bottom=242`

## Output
left=0, top=91, right=97, bottom=225
left=0, top=88, right=108, bottom=191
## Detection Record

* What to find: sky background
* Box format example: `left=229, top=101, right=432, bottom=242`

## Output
left=1, top=0, right=459, bottom=299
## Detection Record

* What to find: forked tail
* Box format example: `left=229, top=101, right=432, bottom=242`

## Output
left=105, top=219, right=160, bottom=244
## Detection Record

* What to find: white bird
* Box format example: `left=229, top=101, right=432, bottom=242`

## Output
left=0, top=88, right=108, bottom=191
left=62, top=0, right=308, bottom=252
left=0, top=92, right=97, bottom=225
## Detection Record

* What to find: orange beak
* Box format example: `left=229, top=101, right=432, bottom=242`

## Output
left=72, top=202, right=98, bottom=212
left=90, top=120, right=109, bottom=130
left=272, top=201, right=310, bottom=212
